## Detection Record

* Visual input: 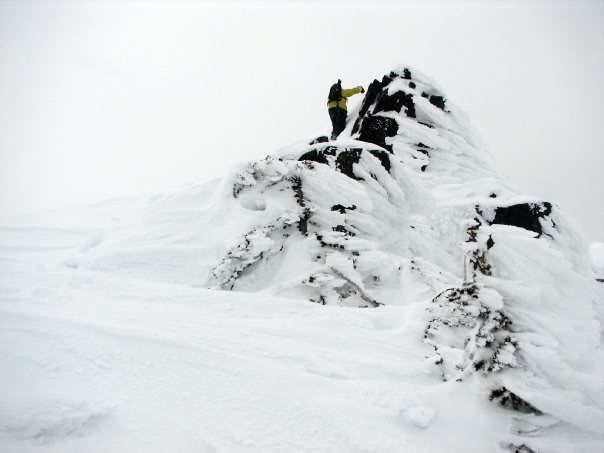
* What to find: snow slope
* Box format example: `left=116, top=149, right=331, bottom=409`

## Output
left=0, top=259, right=522, bottom=453
left=591, top=242, right=604, bottom=278
left=1, top=66, right=603, bottom=452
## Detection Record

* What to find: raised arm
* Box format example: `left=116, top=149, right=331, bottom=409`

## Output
left=341, top=86, right=364, bottom=98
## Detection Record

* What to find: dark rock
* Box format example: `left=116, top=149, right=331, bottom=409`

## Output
left=500, top=443, right=537, bottom=453
left=333, top=225, right=355, bottom=236
left=429, top=95, right=446, bottom=110
left=315, top=233, right=345, bottom=250
left=298, top=147, right=337, bottom=165
left=290, top=176, right=304, bottom=207
left=373, top=90, right=406, bottom=114
left=486, top=235, right=495, bottom=249
left=358, top=79, right=383, bottom=119
left=300, top=147, right=390, bottom=180
left=491, top=202, right=552, bottom=236
left=357, top=114, right=398, bottom=152
left=355, top=72, right=419, bottom=136
left=374, top=90, right=415, bottom=118
left=489, top=387, right=542, bottom=415
left=406, top=97, right=416, bottom=118
left=418, top=121, right=434, bottom=129
left=331, top=204, right=356, bottom=214
left=334, top=150, right=362, bottom=180
left=290, top=176, right=312, bottom=235
left=298, top=208, right=311, bottom=236
left=335, top=148, right=391, bottom=179
left=368, top=149, right=391, bottom=172
left=421, top=92, right=429, bottom=98
left=489, top=193, right=497, bottom=198
left=309, top=136, right=329, bottom=145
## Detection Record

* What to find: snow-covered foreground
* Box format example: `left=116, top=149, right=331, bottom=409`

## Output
left=0, top=193, right=601, bottom=453
left=0, top=221, right=492, bottom=452
left=0, top=269, right=490, bottom=453
left=0, top=267, right=437, bottom=452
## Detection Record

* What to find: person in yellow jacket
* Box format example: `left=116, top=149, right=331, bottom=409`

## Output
left=327, top=79, right=365, bottom=140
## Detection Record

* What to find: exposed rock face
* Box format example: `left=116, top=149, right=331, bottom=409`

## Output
left=353, top=69, right=445, bottom=152
left=357, top=115, right=399, bottom=152
left=298, top=145, right=391, bottom=179
left=309, top=136, right=329, bottom=145
left=491, top=202, right=553, bottom=236
left=209, top=66, right=604, bottom=447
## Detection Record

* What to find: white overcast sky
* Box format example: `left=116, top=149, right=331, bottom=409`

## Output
left=1, top=0, right=603, bottom=241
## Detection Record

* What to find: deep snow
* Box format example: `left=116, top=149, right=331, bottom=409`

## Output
left=1, top=66, right=603, bottom=452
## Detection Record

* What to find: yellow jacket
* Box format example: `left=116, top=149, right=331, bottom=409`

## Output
left=327, top=86, right=363, bottom=110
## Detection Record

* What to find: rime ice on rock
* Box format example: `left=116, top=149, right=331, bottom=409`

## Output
left=210, top=66, right=604, bottom=447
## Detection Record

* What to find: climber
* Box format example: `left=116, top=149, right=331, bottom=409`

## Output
left=327, top=79, right=365, bottom=140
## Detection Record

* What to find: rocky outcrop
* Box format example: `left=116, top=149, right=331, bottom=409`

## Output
left=298, top=145, right=392, bottom=179
left=208, top=66, right=604, bottom=448
left=491, top=202, right=553, bottom=236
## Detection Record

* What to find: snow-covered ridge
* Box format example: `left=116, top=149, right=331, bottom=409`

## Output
left=1, top=66, right=603, bottom=452
left=208, top=66, right=604, bottom=449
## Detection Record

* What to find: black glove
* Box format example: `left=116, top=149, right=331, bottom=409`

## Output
left=360, top=86, right=365, bottom=93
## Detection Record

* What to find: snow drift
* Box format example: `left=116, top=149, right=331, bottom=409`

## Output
left=1, top=66, right=603, bottom=452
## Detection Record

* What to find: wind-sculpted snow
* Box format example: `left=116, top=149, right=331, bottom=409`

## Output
left=208, top=66, right=604, bottom=449
left=216, top=143, right=421, bottom=307
left=424, top=282, right=518, bottom=381
left=1, top=66, right=603, bottom=452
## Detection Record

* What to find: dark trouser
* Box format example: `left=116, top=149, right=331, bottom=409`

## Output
left=329, top=107, right=347, bottom=140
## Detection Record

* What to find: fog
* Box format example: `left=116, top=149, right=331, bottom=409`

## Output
left=1, top=0, right=602, bottom=240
